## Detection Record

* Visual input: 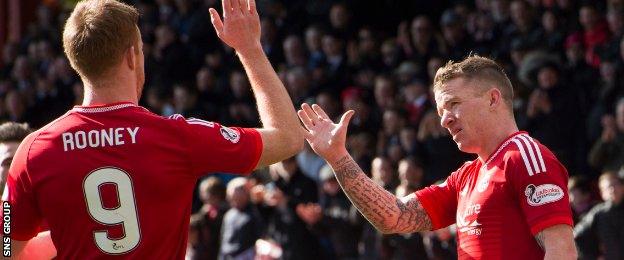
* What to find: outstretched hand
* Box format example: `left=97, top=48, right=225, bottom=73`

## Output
left=209, top=0, right=261, bottom=55
left=297, top=103, right=354, bottom=162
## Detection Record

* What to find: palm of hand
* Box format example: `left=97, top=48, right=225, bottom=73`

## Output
left=306, top=118, right=341, bottom=156
left=209, top=0, right=261, bottom=52
left=298, top=103, right=354, bottom=161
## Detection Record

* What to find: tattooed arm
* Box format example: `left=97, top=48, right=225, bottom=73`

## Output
left=328, top=153, right=432, bottom=233
left=296, top=103, right=432, bottom=234
left=535, top=224, right=577, bottom=260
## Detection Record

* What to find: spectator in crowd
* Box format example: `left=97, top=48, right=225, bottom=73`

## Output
left=0, top=122, right=31, bottom=198
left=568, top=175, right=598, bottom=223
left=219, top=177, right=263, bottom=260
left=589, top=97, right=624, bottom=172
left=574, top=172, right=624, bottom=260
left=257, top=158, right=320, bottom=260
left=190, top=177, right=228, bottom=260
left=298, top=165, right=361, bottom=259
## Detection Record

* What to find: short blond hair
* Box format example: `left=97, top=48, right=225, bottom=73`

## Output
left=63, top=0, right=139, bottom=80
left=433, top=55, right=514, bottom=108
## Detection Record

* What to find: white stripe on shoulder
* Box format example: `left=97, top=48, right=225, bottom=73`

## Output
left=187, top=118, right=215, bottom=128
left=522, top=134, right=546, bottom=172
left=168, top=114, right=184, bottom=120
left=511, top=137, right=534, bottom=176
left=517, top=135, right=542, bottom=174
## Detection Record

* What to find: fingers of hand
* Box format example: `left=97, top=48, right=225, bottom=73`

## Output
left=222, top=0, right=231, bottom=17
left=230, top=0, right=240, bottom=15
left=311, top=104, right=330, bottom=120
left=301, top=103, right=320, bottom=125
left=298, top=109, right=314, bottom=130
left=248, top=0, right=257, bottom=14
left=209, top=8, right=223, bottom=34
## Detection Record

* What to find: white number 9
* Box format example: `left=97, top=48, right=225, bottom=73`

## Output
left=83, top=167, right=141, bottom=254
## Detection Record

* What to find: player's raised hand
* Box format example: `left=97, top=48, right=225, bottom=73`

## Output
left=209, top=0, right=261, bottom=55
left=298, top=103, right=354, bottom=162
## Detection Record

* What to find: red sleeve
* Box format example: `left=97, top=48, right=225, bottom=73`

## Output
left=415, top=164, right=464, bottom=230
left=170, top=115, right=263, bottom=176
left=6, top=133, right=43, bottom=241
left=507, top=140, right=573, bottom=235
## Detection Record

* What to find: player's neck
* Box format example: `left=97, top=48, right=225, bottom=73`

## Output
left=478, top=121, right=519, bottom=164
left=81, top=76, right=138, bottom=106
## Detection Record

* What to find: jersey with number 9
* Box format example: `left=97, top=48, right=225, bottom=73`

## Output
left=6, top=103, right=262, bottom=259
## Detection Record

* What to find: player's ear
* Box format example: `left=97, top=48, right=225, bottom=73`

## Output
left=489, top=88, right=502, bottom=109
left=126, top=46, right=136, bottom=71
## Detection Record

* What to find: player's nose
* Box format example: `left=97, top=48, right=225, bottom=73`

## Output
left=440, top=111, right=454, bottom=128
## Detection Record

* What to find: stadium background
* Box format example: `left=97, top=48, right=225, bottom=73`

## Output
left=1, top=0, right=623, bottom=259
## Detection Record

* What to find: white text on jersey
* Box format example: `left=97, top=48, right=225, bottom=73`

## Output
left=62, top=127, right=140, bottom=151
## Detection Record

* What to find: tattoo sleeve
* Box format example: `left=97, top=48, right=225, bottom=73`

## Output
left=330, top=155, right=432, bottom=233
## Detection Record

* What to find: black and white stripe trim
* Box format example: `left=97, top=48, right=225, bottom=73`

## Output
left=511, top=134, right=546, bottom=176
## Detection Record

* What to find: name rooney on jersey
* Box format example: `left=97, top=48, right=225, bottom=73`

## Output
left=62, top=127, right=139, bottom=151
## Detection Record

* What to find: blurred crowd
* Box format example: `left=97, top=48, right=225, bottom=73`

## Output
left=1, top=0, right=624, bottom=259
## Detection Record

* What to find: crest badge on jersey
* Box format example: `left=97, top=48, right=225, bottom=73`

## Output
left=220, top=126, right=240, bottom=143
left=524, top=184, right=564, bottom=206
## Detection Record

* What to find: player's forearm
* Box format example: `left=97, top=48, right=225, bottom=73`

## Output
left=539, top=225, right=578, bottom=260
left=237, top=46, right=304, bottom=150
left=327, top=152, right=432, bottom=234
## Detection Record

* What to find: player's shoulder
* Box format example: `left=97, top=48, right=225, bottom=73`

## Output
left=502, top=132, right=563, bottom=176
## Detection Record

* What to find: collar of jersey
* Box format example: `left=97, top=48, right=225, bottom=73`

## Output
left=72, top=102, right=138, bottom=113
left=482, top=131, right=527, bottom=168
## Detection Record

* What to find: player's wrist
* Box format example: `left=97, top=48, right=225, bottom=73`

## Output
left=235, top=42, right=264, bottom=58
left=325, top=148, right=350, bottom=165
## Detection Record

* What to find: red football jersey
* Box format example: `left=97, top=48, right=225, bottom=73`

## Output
left=416, top=131, right=573, bottom=259
left=7, top=102, right=262, bottom=259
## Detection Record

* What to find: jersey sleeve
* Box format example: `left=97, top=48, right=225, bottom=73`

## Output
left=415, top=164, right=464, bottom=230
left=507, top=141, right=573, bottom=235
left=5, top=133, right=43, bottom=241
left=170, top=115, right=263, bottom=176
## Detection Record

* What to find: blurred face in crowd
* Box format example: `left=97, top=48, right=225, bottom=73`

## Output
left=196, top=68, right=215, bottom=92
left=0, top=141, right=19, bottom=191
left=542, top=11, right=558, bottom=32
left=285, top=68, right=309, bottom=98
left=173, top=85, right=196, bottom=111
left=599, top=175, right=624, bottom=204
left=398, top=160, right=423, bottom=187
left=435, top=78, right=493, bottom=154
left=411, top=16, right=432, bottom=43
left=283, top=35, right=306, bottom=66
left=358, top=28, right=376, bottom=54
left=371, top=157, right=394, bottom=186
left=228, top=186, right=249, bottom=209
left=322, top=35, right=343, bottom=57
left=330, top=4, right=350, bottom=29
left=383, top=110, right=403, bottom=135
left=600, top=61, right=616, bottom=83
left=305, top=26, right=323, bottom=52
left=579, top=6, right=598, bottom=30
left=229, top=71, right=250, bottom=99
left=381, top=40, right=400, bottom=67
left=537, top=66, right=559, bottom=89
left=616, top=100, right=624, bottom=132
left=510, top=0, right=531, bottom=27
left=374, top=77, right=395, bottom=109
left=566, top=42, right=584, bottom=63
left=607, top=10, right=623, bottom=33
